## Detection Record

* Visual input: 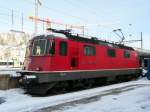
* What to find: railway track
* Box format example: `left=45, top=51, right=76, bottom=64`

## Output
left=35, top=82, right=149, bottom=112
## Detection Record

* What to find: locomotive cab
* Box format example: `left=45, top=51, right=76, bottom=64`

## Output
left=24, top=35, right=55, bottom=71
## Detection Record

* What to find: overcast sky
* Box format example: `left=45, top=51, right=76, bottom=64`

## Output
left=0, top=0, right=149, bottom=49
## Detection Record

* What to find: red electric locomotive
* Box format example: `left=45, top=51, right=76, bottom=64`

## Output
left=20, top=28, right=141, bottom=95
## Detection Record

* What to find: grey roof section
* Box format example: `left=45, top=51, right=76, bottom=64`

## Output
left=134, top=48, right=150, bottom=58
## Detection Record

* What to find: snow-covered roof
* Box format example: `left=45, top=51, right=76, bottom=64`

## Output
left=32, top=32, right=67, bottom=39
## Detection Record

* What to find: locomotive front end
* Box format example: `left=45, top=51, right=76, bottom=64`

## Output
left=20, top=35, right=56, bottom=91
left=24, top=35, right=55, bottom=71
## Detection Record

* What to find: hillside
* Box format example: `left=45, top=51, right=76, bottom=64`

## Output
left=0, top=33, right=30, bottom=67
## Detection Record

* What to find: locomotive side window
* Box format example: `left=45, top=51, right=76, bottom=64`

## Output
left=32, top=39, right=47, bottom=56
left=124, top=50, right=130, bottom=58
left=59, top=41, right=67, bottom=56
left=84, top=45, right=96, bottom=56
left=107, top=48, right=116, bottom=57
left=46, top=39, right=55, bottom=55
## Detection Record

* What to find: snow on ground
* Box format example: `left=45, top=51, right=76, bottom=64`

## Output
left=0, top=78, right=150, bottom=112
left=58, top=80, right=150, bottom=112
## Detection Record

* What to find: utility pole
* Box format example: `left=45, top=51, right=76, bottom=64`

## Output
left=82, top=26, right=85, bottom=35
left=141, top=32, right=143, bottom=49
left=34, top=0, right=42, bottom=34
left=34, top=0, right=38, bottom=34
left=21, top=13, right=24, bottom=32
left=11, top=9, right=14, bottom=29
left=10, top=9, right=25, bottom=33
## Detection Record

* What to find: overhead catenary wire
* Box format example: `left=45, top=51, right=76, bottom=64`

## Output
left=0, top=20, right=11, bottom=26
left=0, top=1, right=117, bottom=36
left=23, top=0, right=90, bottom=23
left=0, top=6, right=34, bottom=33
left=0, top=2, right=98, bottom=26
left=0, top=10, right=28, bottom=31
left=62, top=0, right=119, bottom=28
left=64, top=0, right=100, bottom=20
left=21, top=0, right=91, bottom=34
left=0, top=12, right=11, bottom=17
left=0, top=12, right=32, bottom=33
left=0, top=0, right=113, bottom=33
left=0, top=8, right=28, bottom=21
left=0, top=5, right=25, bottom=17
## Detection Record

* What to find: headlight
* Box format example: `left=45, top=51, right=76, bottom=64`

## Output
left=24, top=75, right=37, bottom=79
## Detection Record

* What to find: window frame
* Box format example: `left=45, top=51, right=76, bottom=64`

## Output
left=32, top=39, right=47, bottom=56
left=124, top=50, right=130, bottom=58
left=46, top=39, right=55, bottom=56
left=84, top=45, right=96, bottom=56
left=59, top=41, right=68, bottom=56
left=107, top=48, right=116, bottom=57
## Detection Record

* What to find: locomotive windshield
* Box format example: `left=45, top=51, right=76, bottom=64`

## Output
left=32, top=39, right=47, bottom=56
left=31, top=37, right=55, bottom=56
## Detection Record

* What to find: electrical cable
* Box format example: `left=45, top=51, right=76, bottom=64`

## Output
left=23, top=0, right=90, bottom=23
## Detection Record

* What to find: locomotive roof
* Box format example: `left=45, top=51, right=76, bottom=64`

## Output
left=33, top=28, right=134, bottom=51
left=66, top=33, right=134, bottom=50
left=32, top=32, right=67, bottom=39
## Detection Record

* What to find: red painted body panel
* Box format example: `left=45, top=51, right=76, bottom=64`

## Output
left=24, top=35, right=140, bottom=72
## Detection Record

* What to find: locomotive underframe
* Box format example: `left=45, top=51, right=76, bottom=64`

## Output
left=19, top=68, right=141, bottom=95
left=21, top=68, right=141, bottom=83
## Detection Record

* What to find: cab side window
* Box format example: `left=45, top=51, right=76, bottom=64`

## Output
left=124, top=50, right=130, bottom=58
left=46, top=39, right=55, bottom=55
left=59, top=41, right=67, bottom=56
left=84, top=45, right=96, bottom=56
left=107, top=48, right=116, bottom=57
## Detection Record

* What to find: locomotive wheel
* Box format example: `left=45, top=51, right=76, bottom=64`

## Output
left=83, top=79, right=94, bottom=89
left=71, top=80, right=84, bottom=89
left=51, top=82, right=68, bottom=94
left=27, top=83, right=56, bottom=96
